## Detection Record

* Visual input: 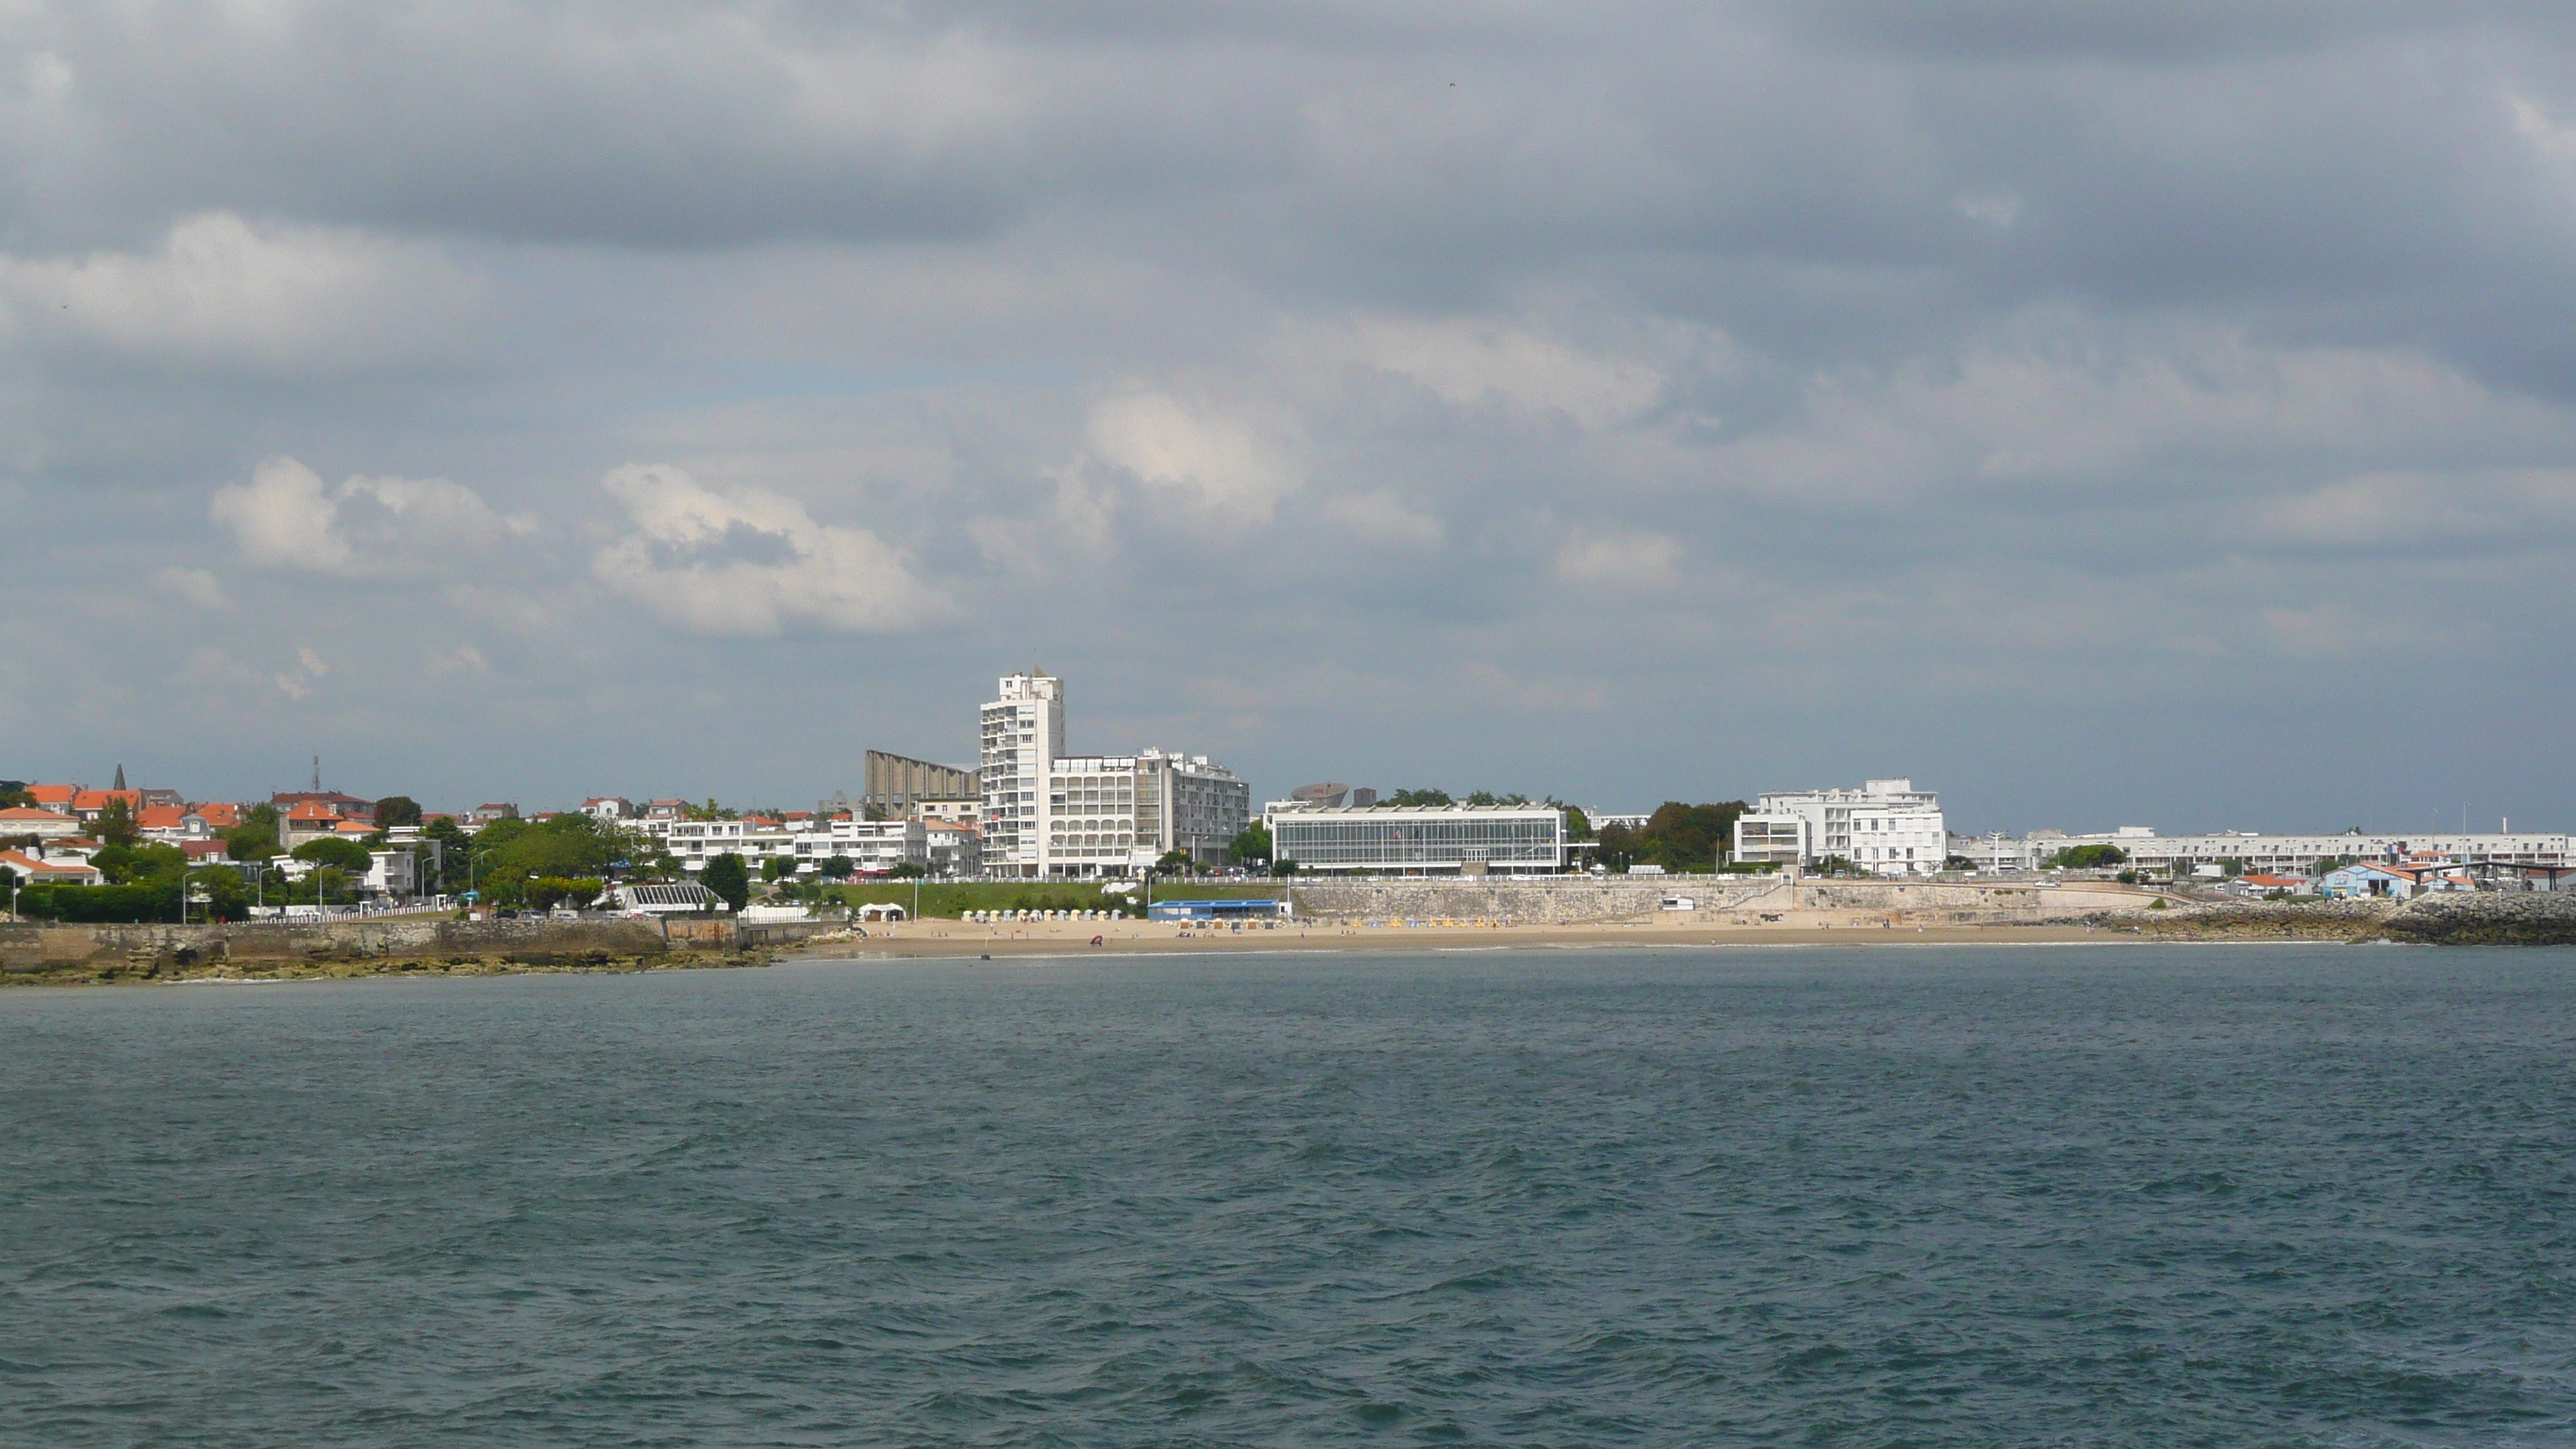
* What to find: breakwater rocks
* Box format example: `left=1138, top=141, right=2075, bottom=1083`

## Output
left=2068, top=891, right=2576, bottom=945
left=0, top=916, right=771, bottom=985
left=2381, top=890, right=2576, bottom=946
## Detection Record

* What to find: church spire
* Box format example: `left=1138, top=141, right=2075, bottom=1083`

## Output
left=112, top=762, right=125, bottom=791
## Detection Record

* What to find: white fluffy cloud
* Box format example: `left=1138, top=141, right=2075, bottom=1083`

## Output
left=1335, top=317, right=1673, bottom=429
left=591, top=464, right=942, bottom=635
left=1084, top=391, right=1298, bottom=520
left=2249, top=469, right=2576, bottom=549
left=1555, top=529, right=1684, bottom=590
left=0, top=212, right=485, bottom=371
left=210, top=457, right=530, bottom=577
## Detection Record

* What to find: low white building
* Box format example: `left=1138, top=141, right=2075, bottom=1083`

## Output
left=365, top=849, right=418, bottom=898
left=791, top=818, right=928, bottom=875
left=613, top=882, right=728, bottom=915
left=1265, top=802, right=1566, bottom=875
left=1735, top=779, right=1947, bottom=876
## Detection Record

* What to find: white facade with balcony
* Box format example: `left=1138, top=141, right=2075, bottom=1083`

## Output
left=1738, top=779, right=1947, bottom=875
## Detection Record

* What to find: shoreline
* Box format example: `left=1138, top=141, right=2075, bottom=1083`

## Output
left=784, top=919, right=2245, bottom=961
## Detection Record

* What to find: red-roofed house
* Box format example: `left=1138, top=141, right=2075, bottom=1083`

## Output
left=69, top=789, right=142, bottom=822
left=0, top=807, right=83, bottom=841
left=2237, top=873, right=2314, bottom=896
left=0, top=849, right=104, bottom=887
left=280, top=801, right=348, bottom=849
left=272, top=790, right=376, bottom=824
left=25, top=783, right=79, bottom=816
left=137, top=804, right=214, bottom=843
left=191, top=802, right=245, bottom=831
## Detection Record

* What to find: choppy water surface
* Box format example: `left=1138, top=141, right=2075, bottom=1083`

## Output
left=5, top=947, right=2575, bottom=1447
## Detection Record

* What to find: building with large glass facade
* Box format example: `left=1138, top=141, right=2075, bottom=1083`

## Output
left=1264, top=803, right=1566, bottom=875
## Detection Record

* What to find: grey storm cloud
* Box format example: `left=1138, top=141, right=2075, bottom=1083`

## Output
left=3, top=0, right=2574, bottom=833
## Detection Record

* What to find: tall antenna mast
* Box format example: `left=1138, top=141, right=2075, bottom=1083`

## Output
left=312, top=755, right=321, bottom=792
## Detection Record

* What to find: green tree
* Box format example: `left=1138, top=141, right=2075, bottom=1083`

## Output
left=0, top=785, right=34, bottom=810
left=1155, top=849, right=1194, bottom=875
left=1601, top=801, right=1749, bottom=873
left=524, top=876, right=605, bottom=911
left=820, top=855, right=855, bottom=880
left=372, top=796, right=423, bottom=827
left=94, top=797, right=140, bottom=849
left=481, top=814, right=625, bottom=886
left=2043, top=844, right=2128, bottom=870
left=701, top=853, right=751, bottom=910
left=1386, top=788, right=1453, bottom=807
left=293, top=837, right=374, bottom=872
left=762, top=855, right=796, bottom=883
left=227, top=804, right=281, bottom=860
left=1228, top=823, right=1273, bottom=866
left=889, top=862, right=925, bottom=879
left=420, top=816, right=474, bottom=890
left=1273, top=857, right=1299, bottom=876
left=1561, top=806, right=1594, bottom=841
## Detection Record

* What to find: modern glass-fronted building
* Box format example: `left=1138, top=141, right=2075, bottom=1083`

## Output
left=1265, top=804, right=1565, bottom=875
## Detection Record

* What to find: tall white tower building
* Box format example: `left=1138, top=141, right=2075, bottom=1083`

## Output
left=981, top=672, right=1064, bottom=876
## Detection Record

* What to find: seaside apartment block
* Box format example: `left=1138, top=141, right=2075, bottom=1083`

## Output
left=1732, top=778, right=1947, bottom=876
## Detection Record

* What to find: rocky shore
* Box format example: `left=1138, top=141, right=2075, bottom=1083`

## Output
left=2062, top=891, right=2576, bottom=946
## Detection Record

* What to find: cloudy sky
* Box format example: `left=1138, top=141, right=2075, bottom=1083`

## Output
left=4, top=0, right=2573, bottom=834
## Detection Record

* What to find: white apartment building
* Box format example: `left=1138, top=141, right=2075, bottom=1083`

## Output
left=791, top=818, right=928, bottom=875
left=981, top=673, right=1064, bottom=875
left=1733, top=778, right=1947, bottom=876
left=926, top=820, right=981, bottom=877
left=976, top=673, right=1252, bottom=878
left=663, top=816, right=931, bottom=876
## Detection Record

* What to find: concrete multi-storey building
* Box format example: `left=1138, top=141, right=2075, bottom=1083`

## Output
left=863, top=750, right=980, bottom=816
left=977, top=672, right=1251, bottom=878
left=1733, top=778, right=1947, bottom=876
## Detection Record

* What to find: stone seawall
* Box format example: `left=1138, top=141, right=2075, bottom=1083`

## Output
left=1286, top=878, right=2052, bottom=925
left=0, top=917, right=673, bottom=977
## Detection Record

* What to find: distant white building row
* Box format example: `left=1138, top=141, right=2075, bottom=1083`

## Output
left=1950, top=827, right=2573, bottom=875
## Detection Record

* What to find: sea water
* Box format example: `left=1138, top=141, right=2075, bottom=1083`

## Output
left=3, top=947, right=2572, bottom=1446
